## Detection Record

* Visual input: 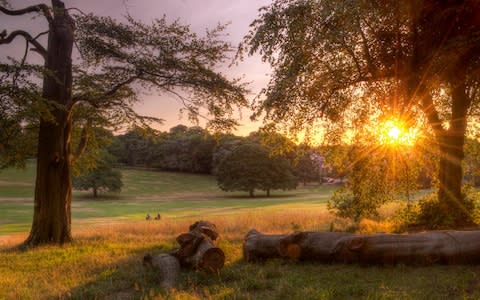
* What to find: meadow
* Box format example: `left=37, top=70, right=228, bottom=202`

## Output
left=0, top=162, right=336, bottom=235
left=1, top=163, right=480, bottom=299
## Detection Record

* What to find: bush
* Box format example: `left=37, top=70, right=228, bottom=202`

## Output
left=328, top=186, right=388, bottom=223
left=395, top=187, right=480, bottom=230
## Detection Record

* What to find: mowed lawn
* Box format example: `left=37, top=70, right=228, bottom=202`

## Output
left=0, top=162, right=336, bottom=235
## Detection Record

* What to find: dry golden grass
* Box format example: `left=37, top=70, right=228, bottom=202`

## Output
left=0, top=210, right=337, bottom=299
left=3, top=209, right=480, bottom=299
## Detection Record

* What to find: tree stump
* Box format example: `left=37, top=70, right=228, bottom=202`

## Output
left=243, top=229, right=288, bottom=262
left=143, top=253, right=180, bottom=289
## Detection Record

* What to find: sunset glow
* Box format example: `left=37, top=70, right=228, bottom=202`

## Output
left=378, top=119, right=417, bottom=146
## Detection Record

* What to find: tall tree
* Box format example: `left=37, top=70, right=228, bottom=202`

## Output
left=0, top=1, right=246, bottom=246
left=242, top=0, right=480, bottom=226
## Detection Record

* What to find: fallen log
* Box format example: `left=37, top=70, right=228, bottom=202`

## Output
left=243, top=229, right=288, bottom=262
left=243, top=229, right=480, bottom=265
left=243, top=230, right=355, bottom=262
left=278, top=231, right=355, bottom=261
left=333, top=230, right=480, bottom=265
left=143, top=253, right=180, bottom=289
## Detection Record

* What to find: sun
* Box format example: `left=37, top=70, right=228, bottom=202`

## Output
left=378, top=119, right=417, bottom=146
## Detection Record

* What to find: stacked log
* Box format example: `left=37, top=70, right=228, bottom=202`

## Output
left=144, top=221, right=225, bottom=288
left=243, top=229, right=480, bottom=265
left=171, top=221, right=225, bottom=272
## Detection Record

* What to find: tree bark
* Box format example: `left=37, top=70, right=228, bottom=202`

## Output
left=243, top=229, right=288, bottom=262
left=278, top=231, right=355, bottom=261
left=171, top=221, right=225, bottom=273
left=333, top=231, right=480, bottom=265
left=24, top=0, right=74, bottom=246
left=244, top=230, right=480, bottom=265
left=93, top=187, right=98, bottom=198
left=143, top=253, right=180, bottom=289
left=435, top=78, right=473, bottom=227
left=249, top=189, right=254, bottom=197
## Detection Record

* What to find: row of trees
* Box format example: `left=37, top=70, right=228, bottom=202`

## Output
left=107, top=125, right=320, bottom=196
left=74, top=121, right=480, bottom=203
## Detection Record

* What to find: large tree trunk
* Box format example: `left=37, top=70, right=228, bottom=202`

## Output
left=435, top=78, right=473, bottom=227
left=25, top=0, right=74, bottom=246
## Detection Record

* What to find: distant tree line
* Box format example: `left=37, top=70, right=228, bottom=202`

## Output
left=108, top=125, right=322, bottom=178
left=77, top=124, right=480, bottom=201
left=105, top=125, right=335, bottom=196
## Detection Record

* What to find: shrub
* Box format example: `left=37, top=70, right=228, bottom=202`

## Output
left=395, top=187, right=480, bottom=230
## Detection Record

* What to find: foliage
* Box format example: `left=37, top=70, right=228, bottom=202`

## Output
left=0, top=1, right=248, bottom=245
left=327, top=133, right=427, bottom=222
left=151, top=126, right=216, bottom=173
left=241, top=0, right=480, bottom=226
left=394, top=186, right=480, bottom=230
left=74, top=13, right=247, bottom=131
left=464, top=138, right=480, bottom=186
left=72, top=151, right=122, bottom=198
left=216, top=143, right=297, bottom=197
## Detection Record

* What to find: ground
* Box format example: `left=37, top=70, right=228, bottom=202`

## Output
left=1, top=163, right=480, bottom=299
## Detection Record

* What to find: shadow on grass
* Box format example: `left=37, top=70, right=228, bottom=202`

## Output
left=60, top=244, right=175, bottom=299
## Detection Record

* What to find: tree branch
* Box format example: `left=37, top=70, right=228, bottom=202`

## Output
left=72, top=74, right=142, bottom=108
left=0, top=4, right=52, bottom=23
left=0, top=30, right=47, bottom=59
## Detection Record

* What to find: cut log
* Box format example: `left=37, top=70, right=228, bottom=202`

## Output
left=278, top=231, right=355, bottom=261
left=171, top=221, right=225, bottom=272
left=143, top=253, right=180, bottom=289
left=333, top=230, right=480, bottom=265
left=187, top=235, right=225, bottom=272
left=243, top=229, right=288, bottom=262
left=188, top=220, right=219, bottom=241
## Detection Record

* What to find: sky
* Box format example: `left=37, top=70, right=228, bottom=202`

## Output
left=1, top=0, right=273, bottom=135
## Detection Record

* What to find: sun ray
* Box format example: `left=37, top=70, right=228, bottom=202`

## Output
left=378, top=118, right=418, bottom=146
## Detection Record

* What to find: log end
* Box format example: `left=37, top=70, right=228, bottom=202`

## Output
left=285, top=244, right=302, bottom=259
left=143, top=253, right=180, bottom=289
left=201, top=247, right=225, bottom=273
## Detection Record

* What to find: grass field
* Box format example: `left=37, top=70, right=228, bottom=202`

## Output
left=0, top=161, right=336, bottom=235
left=2, top=163, right=479, bottom=299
